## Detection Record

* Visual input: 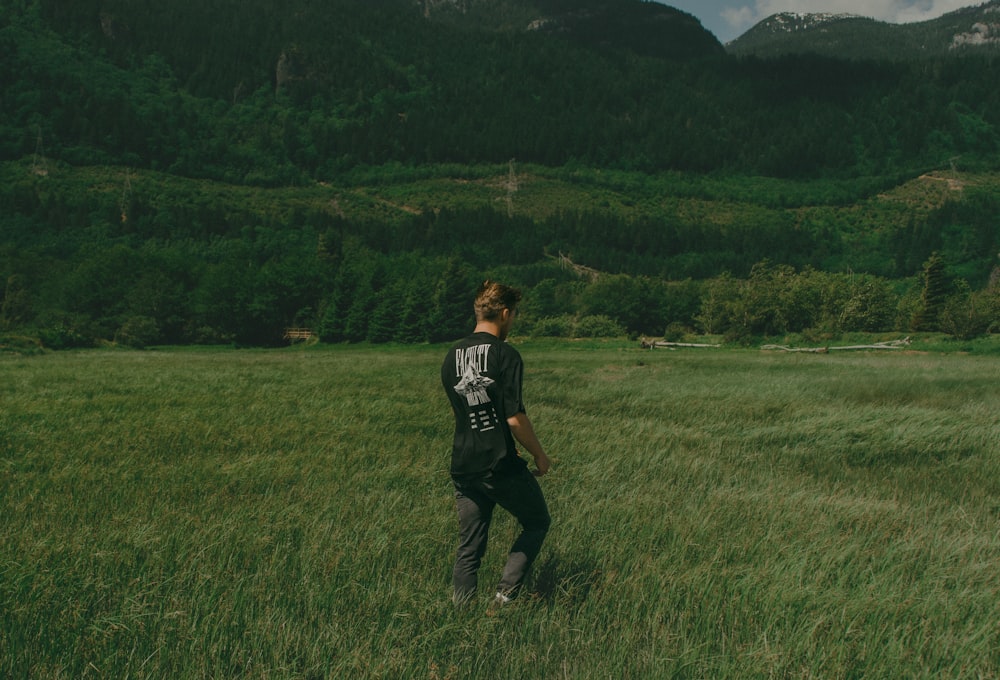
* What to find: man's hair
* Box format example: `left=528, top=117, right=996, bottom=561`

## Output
left=474, top=280, right=522, bottom=321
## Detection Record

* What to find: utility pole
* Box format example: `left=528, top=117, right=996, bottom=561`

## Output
left=31, top=126, right=48, bottom=176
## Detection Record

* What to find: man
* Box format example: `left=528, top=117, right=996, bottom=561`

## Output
left=441, top=280, right=552, bottom=606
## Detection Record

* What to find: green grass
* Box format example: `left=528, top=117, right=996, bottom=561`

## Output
left=2, top=342, right=999, bottom=678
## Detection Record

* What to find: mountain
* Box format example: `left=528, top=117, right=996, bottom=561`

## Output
left=421, top=0, right=724, bottom=60
left=2, top=0, right=999, bottom=182
left=36, top=0, right=721, bottom=98
left=0, top=0, right=736, bottom=177
left=728, top=0, right=1000, bottom=60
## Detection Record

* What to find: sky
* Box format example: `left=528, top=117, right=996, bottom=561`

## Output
left=660, top=0, right=980, bottom=44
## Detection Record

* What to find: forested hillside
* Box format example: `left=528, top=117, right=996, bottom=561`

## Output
left=6, top=0, right=999, bottom=178
left=1, top=0, right=999, bottom=348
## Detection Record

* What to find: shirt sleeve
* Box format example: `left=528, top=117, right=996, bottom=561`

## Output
left=499, top=344, right=525, bottom=418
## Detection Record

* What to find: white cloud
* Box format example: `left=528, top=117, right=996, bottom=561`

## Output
left=722, top=5, right=758, bottom=32
left=893, top=0, right=973, bottom=24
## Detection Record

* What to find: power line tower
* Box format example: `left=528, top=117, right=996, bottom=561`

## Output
left=31, top=127, right=48, bottom=177
left=504, top=158, right=518, bottom=217
left=120, top=169, right=133, bottom=223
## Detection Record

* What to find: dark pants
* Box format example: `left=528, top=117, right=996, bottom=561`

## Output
left=452, top=465, right=551, bottom=603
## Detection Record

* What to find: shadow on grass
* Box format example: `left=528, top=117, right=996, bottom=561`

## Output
left=530, top=552, right=601, bottom=609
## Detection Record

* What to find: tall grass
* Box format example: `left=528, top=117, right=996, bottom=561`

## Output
left=1, top=343, right=998, bottom=678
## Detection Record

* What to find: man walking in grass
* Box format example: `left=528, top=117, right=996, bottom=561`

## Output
left=441, top=280, right=552, bottom=606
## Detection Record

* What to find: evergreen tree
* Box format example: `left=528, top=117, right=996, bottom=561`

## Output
left=425, top=258, right=477, bottom=343
left=366, top=286, right=400, bottom=344
left=1, top=274, right=33, bottom=330
left=911, top=252, right=952, bottom=332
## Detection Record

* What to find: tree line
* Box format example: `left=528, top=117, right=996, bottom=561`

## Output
left=2, top=169, right=997, bottom=348
left=4, top=232, right=997, bottom=349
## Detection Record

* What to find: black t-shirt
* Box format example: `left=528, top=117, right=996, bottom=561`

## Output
left=441, top=332, right=526, bottom=477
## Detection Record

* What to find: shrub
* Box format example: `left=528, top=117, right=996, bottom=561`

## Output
left=836, top=276, right=898, bottom=332
left=531, top=315, right=575, bottom=337
left=663, top=321, right=691, bottom=342
left=574, top=315, right=627, bottom=338
left=38, top=324, right=92, bottom=350
left=116, top=316, right=160, bottom=348
left=939, top=281, right=995, bottom=340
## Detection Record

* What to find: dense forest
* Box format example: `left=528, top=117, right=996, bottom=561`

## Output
left=1, top=0, right=999, bottom=348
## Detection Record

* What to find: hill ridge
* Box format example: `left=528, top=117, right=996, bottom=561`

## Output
left=729, top=0, right=1000, bottom=59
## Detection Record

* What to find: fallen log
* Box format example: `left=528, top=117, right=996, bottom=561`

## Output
left=641, top=338, right=722, bottom=349
left=760, top=344, right=828, bottom=353
left=761, top=337, right=911, bottom=353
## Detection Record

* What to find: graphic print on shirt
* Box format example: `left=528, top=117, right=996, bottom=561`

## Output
left=453, top=343, right=500, bottom=432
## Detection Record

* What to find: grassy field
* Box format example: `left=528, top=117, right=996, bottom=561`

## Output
left=2, top=341, right=999, bottom=678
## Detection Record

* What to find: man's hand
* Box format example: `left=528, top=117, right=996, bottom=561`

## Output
left=532, top=452, right=552, bottom=477
left=508, top=411, right=551, bottom=477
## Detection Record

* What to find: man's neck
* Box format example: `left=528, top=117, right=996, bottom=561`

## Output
left=473, top=308, right=512, bottom=341
left=473, top=321, right=502, bottom=339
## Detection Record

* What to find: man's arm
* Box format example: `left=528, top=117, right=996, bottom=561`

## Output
left=507, top=411, right=551, bottom=476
